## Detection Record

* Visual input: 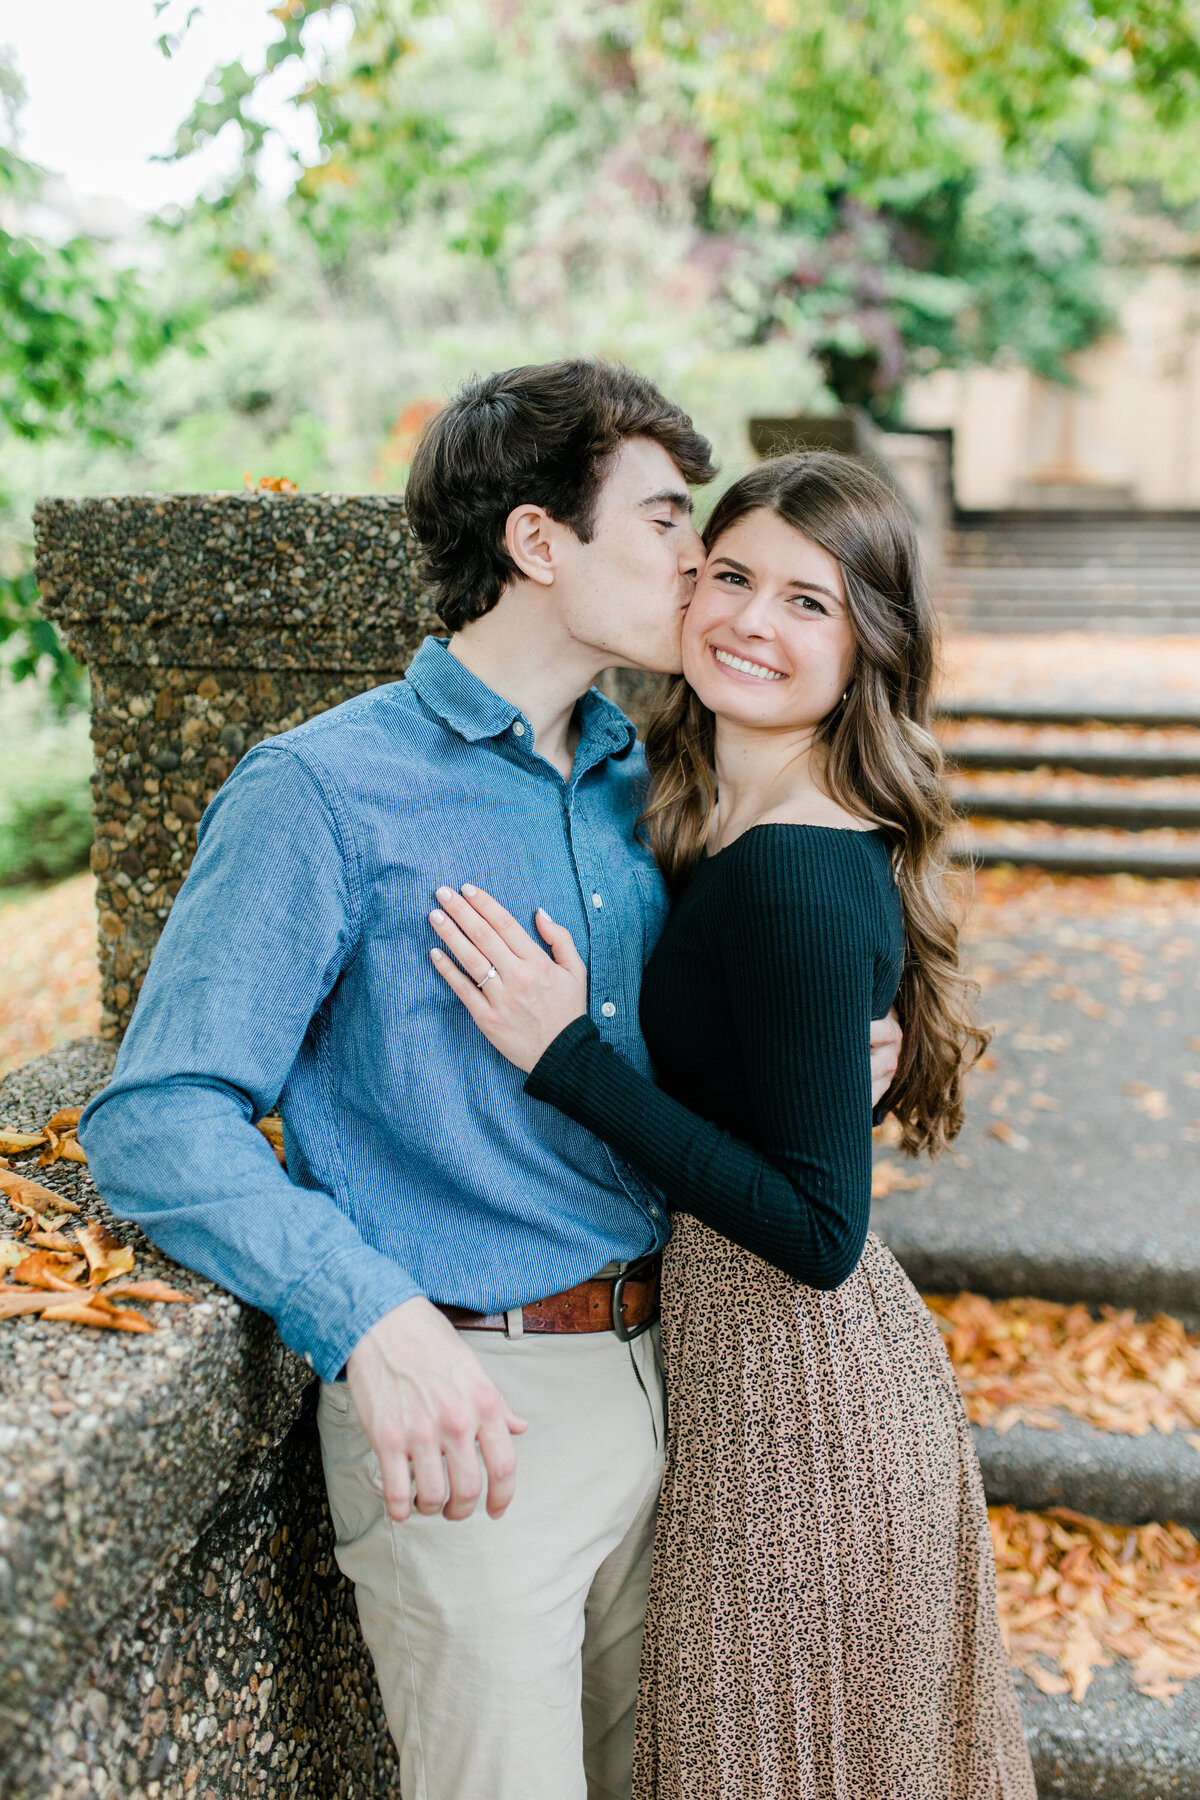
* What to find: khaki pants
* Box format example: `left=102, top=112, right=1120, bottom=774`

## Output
left=318, top=1325, right=666, bottom=1800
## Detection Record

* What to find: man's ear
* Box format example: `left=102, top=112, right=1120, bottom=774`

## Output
left=504, top=503, right=557, bottom=587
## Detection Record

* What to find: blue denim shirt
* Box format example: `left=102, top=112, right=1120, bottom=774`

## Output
left=80, top=638, right=670, bottom=1380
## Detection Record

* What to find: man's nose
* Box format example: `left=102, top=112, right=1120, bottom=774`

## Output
left=679, top=525, right=705, bottom=582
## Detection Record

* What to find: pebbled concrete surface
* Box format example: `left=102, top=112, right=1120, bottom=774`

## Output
left=973, top=1415, right=1200, bottom=1533
left=873, top=872, right=1200, bottom=1325
left=0, top=1039, right=320, bottom=1788
left=1019, top=1662, right=1200, bottom=1798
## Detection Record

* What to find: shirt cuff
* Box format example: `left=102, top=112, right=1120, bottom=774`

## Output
left=278, top=1243, right=423, bottom=1383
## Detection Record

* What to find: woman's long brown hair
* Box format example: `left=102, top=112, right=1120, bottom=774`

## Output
left=640, top=450, right=986, bottom=1157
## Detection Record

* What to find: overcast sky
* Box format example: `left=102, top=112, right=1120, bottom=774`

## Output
left=2, top=0, right=351, bottom=215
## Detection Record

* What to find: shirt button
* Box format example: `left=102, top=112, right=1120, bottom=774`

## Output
left=592, top=893, right=603, bottom=908
left=600, top=1001, right=616, bottom=1018
left=512, top=721, right=526, bottom=737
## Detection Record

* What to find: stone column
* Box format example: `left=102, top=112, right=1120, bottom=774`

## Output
left=35, top=493, right=438, bottom=1038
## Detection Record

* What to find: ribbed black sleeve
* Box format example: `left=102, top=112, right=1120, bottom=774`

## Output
left=524, top=826, right=901, bottom=1290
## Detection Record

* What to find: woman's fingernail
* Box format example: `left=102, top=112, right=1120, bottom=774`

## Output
left=435, top=886, right=453, bottom=901
left=430, top=909, right=446, bottom=924
left=431, top=948, right=443, bottom=960
left=462, top=883, right=477, bottom=896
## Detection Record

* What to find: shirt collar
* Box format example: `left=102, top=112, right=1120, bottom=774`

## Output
left=404, top=636, right=637, bottom=763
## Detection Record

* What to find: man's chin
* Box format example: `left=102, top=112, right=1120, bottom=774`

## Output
left=611, top=642, right=685, bottom=678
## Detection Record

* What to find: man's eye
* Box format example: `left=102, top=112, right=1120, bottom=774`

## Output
left=654, top=518, right=674, bottom=530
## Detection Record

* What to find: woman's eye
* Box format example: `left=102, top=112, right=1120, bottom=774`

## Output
left=716, top=571, right=749, bottom=587
left=795, top=594, right=828, bottom=614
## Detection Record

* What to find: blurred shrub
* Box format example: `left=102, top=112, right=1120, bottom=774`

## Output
left=0, top=567, right=87, bottom=716
left=0, top=774, right=93, bottom=887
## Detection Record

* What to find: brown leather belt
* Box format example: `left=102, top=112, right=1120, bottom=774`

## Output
left=438, top=1255, right=660, bottom=1340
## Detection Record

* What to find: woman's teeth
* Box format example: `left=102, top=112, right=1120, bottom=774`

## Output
left=713, top=648, right=784, bottom=681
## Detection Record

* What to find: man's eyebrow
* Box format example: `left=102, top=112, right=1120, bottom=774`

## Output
left=638, top=489, right=693, bottom=515
left=710, top=554, right=841, bottom=602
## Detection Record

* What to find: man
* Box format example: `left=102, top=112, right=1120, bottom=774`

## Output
left=82, top=360, right=902, bottom=1800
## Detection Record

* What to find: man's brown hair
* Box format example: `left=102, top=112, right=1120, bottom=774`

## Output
left=404, top=359, right=716, bottom=633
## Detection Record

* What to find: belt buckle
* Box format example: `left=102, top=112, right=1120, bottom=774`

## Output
left=612, top=1253, right=659, bottom=1342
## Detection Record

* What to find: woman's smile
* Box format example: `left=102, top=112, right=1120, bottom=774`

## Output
left=710, top=646, right=787, bottom=682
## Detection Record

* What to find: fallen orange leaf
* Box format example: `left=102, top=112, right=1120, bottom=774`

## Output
left=0, top=1287, right=63, bottom=1318
left=986, top=1120, right=1030, bottom=1151
left=104, top=1278, right=193, bottom=1304
left=40, top=1293, right=154, bottom=1333
left=10, top=1250, right=87, bottom=1291
left=255, top=1115, right=286, bottom=1164
left=25, top=1228, right=77, bottom=1251
left=0, top=1240, right=26, bottom=1270
left=43, top=1107, right=84, bottom=1134
left=0, top=1167, right=81, bottom=1215
left=0, top=1131, right=47, bottom=1155
left=871, top=1160, right=925, bottom=1198
left=74, top=1221, right=135, bottom=1287
left=38, top=1130, right=87, bottom=1169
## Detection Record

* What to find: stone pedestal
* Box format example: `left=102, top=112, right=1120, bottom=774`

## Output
left=5, top=492, right=440, bottom=1798
left=34, top=493, right=439, bottom=1038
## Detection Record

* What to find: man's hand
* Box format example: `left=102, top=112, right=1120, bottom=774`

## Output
left=870, top=1010, right=903, bottom=1108
left=345, top=1296, right=528, bottom=1524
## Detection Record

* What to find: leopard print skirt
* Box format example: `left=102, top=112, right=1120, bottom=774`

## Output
left=633, top=1219, right=1037, bottom=1800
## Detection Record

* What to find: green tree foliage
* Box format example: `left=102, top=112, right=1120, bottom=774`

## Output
left=0, top=55, right=187, bottom=709
left=141, top=0, right=1200, bottom=419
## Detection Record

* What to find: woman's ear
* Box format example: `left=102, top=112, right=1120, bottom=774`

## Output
left=504, top=503, right=557, bottom=587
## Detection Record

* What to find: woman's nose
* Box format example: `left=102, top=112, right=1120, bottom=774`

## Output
left=730, top=591, right=775, bottom=638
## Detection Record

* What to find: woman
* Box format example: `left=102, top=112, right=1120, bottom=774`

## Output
left=427, top=452, right=1036, bottom=1799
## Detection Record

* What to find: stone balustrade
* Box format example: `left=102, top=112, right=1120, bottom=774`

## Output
left=3, top=492, right=444, bottom=1800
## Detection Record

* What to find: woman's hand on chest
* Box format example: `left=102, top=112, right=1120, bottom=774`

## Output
left=428, top=884, right=588, bottom=1074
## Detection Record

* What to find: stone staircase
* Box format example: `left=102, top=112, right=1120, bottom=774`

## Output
left=940, top=707, right=1200, bottom=876
left=871, top=860, right=1200, bottom=1796
left=939, top=513, right=1200, bottom=634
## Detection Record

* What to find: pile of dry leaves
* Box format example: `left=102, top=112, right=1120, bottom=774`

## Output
left=992, top=1505, right=1200, bottom=1702
left=0, top=1110, right=190, bottom=1331
left=0, top=1108, right=285, bottom=1333
left=926, top=1291, right=1200, bottom=1443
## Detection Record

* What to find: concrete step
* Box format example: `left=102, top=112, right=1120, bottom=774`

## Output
left=950, top=779, right=1200, bottom=832
left=948, top=510, right=1200, bottom=562
left=1018, top=1662, right=1200, bottom=1799
left=948, top=825, right=1200, bottom=877
left=939, top=610, right=1200, bottom=635
left=938, top=704, right=1200, bottom=730
left=972, top=1413, right=1200, bottom=1535
left=938, top=515, right=1200, bottom=628
left=946, top=745, right=1200, bottom=778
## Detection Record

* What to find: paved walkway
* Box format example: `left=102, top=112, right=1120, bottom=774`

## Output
left=0, top=874, right=100, bottom=1078
left=941, top=632, right=1200, bottom=713
left=873, top=867, right=1200, bottom=1319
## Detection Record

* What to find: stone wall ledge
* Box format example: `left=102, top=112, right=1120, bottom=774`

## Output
left=35, top=492, right=440, bottom=671
left=0, top=1039, right=314, bottom=1779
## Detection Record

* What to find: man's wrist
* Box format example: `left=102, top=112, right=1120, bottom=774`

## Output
left=281, top=1246, right=423, bottom=1383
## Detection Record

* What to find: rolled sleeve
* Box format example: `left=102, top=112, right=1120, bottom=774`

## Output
left=80, top=743, right=421, bottom=1377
